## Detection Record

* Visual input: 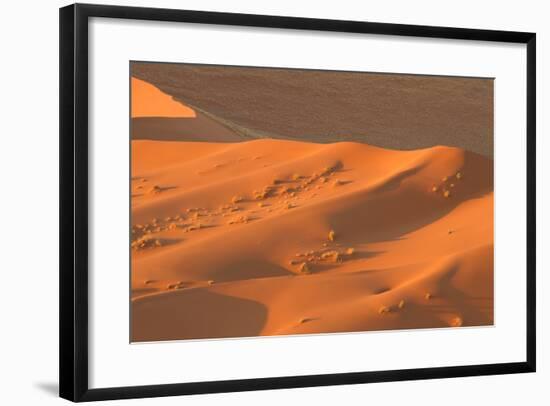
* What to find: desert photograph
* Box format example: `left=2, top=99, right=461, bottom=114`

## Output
left=130, top=62, right=494, bottom=343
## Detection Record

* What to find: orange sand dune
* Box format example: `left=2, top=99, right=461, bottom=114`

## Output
left=131, top=77, right=196, bottom=118
left=131, top=76, right=242, bottom=142
left=131, top=138, right=493, bottom=342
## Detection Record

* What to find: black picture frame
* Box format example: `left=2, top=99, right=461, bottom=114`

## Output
left=59, top=3, right=536, bottom=402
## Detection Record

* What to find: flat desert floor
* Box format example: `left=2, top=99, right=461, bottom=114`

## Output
left=130, top=77, right=494, bottom=342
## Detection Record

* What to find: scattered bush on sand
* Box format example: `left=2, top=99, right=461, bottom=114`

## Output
left=378, top=306, right=390, bottom=315
left=148, top=185, right=162, bottom=195
left=450, top=316, right=463, bottom=327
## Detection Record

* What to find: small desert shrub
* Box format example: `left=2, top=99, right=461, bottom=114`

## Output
left=228, top=215, right=248, bottom=225
left=148, top=185, right=162, bottom=195
left=451, top=316, right=463, bottom=327
left=328, top=230, right=336, bottom=241
left=254, top=191, right=268, bottom=200
left=299, top=262, right=310, bottom=274
left=378, top=306, right=390, bottom=314
left=232, top=195, right=244, bottom=203
left=424, top=292, right=432, bottom=300
left=398, top=299, right=405, bottom=309
left=456, top=172, right=462, bottom=180
left=320, top=250, right=341, bottom=262
left=131, top=236, right=161, bottom=251
left=443, top=190, right=451, bottom=198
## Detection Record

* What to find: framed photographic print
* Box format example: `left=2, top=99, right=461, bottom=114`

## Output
left=59, top=3, right=536, bottom=402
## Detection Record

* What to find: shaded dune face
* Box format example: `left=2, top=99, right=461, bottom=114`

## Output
left=132, top=116, right=242, bottom=143
left=132, top=289, right=268, bottom=342
left=131, top=135, right=494, bottom=342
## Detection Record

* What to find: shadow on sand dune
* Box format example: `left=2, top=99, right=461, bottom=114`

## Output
left=132, top=113, right=243, bottom=143
left=131, top=289, right=268, bottom=342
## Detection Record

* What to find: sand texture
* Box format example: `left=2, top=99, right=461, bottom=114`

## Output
left=130, top=75, right=493, bottom=343
left=132, top=63, right=494, bottom=157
